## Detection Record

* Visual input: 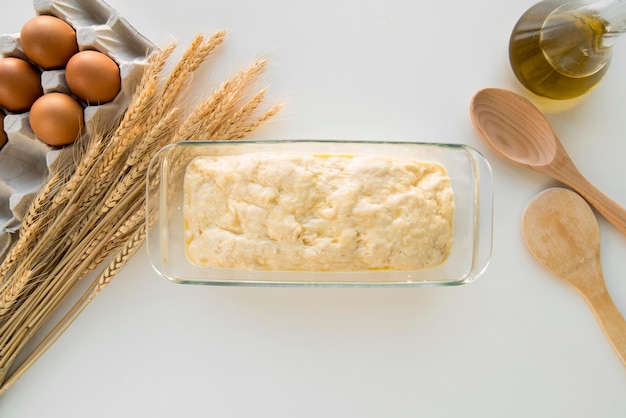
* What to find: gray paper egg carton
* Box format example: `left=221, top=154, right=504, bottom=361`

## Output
left=0, top=0, right=154, bottom=256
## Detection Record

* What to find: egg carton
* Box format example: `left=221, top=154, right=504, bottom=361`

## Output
left=0, top=0, right=154, bottom=257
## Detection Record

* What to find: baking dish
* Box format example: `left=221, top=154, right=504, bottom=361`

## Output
left=146, top=140, right=493, bottom=287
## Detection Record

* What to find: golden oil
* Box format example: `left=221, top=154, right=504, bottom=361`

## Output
left=509, top=0, right=613, bottom=100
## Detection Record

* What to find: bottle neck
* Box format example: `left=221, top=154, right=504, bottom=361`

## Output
left=541, top=1, right=615, bottom=77
left=583, top=0, right=626, bottom=44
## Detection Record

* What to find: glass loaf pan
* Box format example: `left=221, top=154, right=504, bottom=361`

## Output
left=146, top=140, right=493, bottom=287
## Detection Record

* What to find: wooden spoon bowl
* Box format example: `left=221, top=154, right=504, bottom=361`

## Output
left=470, top=89, right=558, bottom=168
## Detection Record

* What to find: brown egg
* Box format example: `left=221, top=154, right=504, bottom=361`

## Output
left=20, top=15, right=79, bottom=69
left=29, top=92, right=84, bottom=147
left=0, top=57, right=43, bottom=113
left=65, top=50, right=121, bottom=104
left=0, top=112, right=7, bottom=148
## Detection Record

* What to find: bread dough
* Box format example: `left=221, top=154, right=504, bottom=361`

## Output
left=184, top=153, right=454, bottom=271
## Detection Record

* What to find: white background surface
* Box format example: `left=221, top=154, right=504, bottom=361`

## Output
left=1, top=0, right=626, bottom=416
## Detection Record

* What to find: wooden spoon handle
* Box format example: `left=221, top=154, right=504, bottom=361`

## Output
left=564, top=171, right=626, bottom=236
left=584, top=287, right=626, bottom=366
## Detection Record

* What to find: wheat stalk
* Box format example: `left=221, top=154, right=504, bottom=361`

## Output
left=0, top=31, right=281, bottom=395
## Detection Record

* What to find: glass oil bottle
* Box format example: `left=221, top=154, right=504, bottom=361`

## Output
left=509, top=0, right=626, bottom=100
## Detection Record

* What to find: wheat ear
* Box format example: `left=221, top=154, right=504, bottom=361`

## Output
left=175, top=59, right=266, bottom=141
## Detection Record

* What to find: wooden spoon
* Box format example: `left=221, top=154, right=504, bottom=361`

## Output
left=470, top=87, right=626, bottom=235
left=523, top=187, right=626, bottom=366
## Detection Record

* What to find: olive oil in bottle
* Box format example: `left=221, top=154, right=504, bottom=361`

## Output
left=509, top=0, right=626, bottom=100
